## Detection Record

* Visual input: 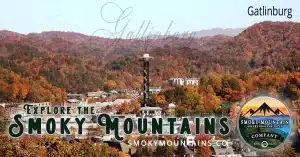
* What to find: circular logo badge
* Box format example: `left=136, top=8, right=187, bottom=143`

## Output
left=237, top=96, right=292, bottom=151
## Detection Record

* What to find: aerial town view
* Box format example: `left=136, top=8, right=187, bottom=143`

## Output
left=0, top=0, right=299, bottom=157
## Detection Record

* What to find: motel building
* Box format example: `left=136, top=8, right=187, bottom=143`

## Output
left=168, top=78, right=200, bottom=86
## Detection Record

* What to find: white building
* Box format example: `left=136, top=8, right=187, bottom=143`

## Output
left=168, top=78, right=199, bottom=86
left=87, top=91, right=108, bottom=98
left=109, top=90, right=118, bottom=95
left=169, top=78, right=185, bottom=86
left=149, top=87, right=161, bottom=94
left=140, top=107, right=162, bottom=117
left=21, top=102, right=51, bottom=107
left=67, top=99, right=80, bottom=104
left=168, top=103, right=176, bottom=108
left=0, top=103, right=6, bottom=108
left=113, top=99, right=131, bottom=105
left=67, top=93, right=83, bottom=101
left=184, top=78, right=199, bottom=86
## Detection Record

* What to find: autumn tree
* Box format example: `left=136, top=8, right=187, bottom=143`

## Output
left=267, top=144, right=300, bottom=157
left=150, top=93, right=168, bottom=111
left=198, top=85, right=221, bottom=112
left=195, top=134, right=212, bottom=157
left=105, top=80, right=117, bottom=90
left=118, top=102, right=129, bottom=114
left=129, top=100, right=140, bottom=113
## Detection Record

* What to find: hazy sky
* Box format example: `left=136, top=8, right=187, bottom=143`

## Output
left=0, top=0, right=299, bottom=38
left=241, top=96, right=290, bottom=116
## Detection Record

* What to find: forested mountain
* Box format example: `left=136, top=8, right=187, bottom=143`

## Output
left=0, top=21, right=299, bottom=103
left=190, top=27, right=245, bottom=38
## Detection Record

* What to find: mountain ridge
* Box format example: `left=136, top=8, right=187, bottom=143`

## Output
left=0, top=27, right=244, bottom=40
left=0, top=21, right=299, bottom=103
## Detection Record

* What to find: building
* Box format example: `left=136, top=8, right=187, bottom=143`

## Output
left=113, top=99, right=131, bottom=105
left=66, top=99, right=80, bottom=105
left=168, top=78, right=199, bottom=86
left=168, top=103, right=176, bottom=115
left=87, top=91, right=108, bottom=98
left=149, top=87, right=161, bottom=94
left=168, top=103, right=176, bottom=108
left=0, top=103, right=6, bottom=108
left=67, top=93, right=83, bottom=101
left=23, top=102, right=51, bottom=107
left=109, top=90, right=118, bottom=95
left=169, top=78, right=185, bottom=86
left=184, top=78, right=199, bottom=86
left=80, top=102, right=114, bottom=113
left=139, top=107, right=162, bottom=117
left=85, top=99, right=132, bottom=113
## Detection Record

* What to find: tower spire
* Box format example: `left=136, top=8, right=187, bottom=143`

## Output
left=139, top=53, right=153, bottom=107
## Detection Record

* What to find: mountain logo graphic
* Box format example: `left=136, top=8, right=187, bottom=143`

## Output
left=237, top=96, right=292, bottom=151
left=243, top=102, right=285, bottom=116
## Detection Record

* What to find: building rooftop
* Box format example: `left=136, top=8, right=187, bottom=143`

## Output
left=113, top=99, right=131, bottom=104
left=168, top=103, right=176, bottom=108
left=109, top=90, right=118, bottom=94
left=150, top=87, right=161, bottom=89
left=67, top=99, right=80, bottom=103
left=87, top=91, right=107, bottom=95
left=140, top=107, right=162, bottom=111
